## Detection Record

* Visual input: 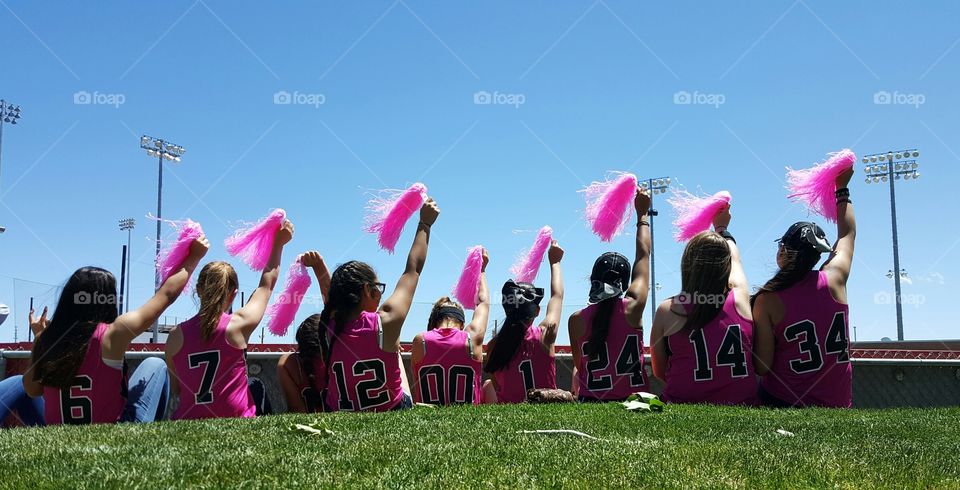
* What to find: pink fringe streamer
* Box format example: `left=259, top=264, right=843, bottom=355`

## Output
left=364, top=183, right=428, bottom=253
left=510, top=226, right=553, bottom=283
left=224, top=209, right=287, bottom=271
left=668, top=189, right=732, bottom=242
left=581, top=172, right=638, bottom=242
left=155, top=218, right=204, bottom=293
left=786, top=149, right=856, bottom=223
left=452, top=246, right=484, bottom=310
left=266, top=260, right=312, bottom=337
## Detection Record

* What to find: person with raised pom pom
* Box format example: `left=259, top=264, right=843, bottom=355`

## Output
left=752, top=167, right=856, bottom=408
left=323, top=196, right=440, bottom=412
left=165, top=219, right=294, bottom=420
left=410, top=248, right=490, bottom=406
left=569, top=187, right=652, bottom=402
left=19, top=236, right=209, bottom=425
left=650, top=203, right=759, bottom=406
left=482, top=240, right=564, bottom=404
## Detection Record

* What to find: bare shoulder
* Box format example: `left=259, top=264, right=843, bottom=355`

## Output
left=164, top=326, right=184, bottom=355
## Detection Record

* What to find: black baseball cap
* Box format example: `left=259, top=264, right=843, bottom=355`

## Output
left=777, top=222, right=832, bottom=253
left=588, top=252, right=631, bottom=304
left=502, top=280, right=544, bottom=320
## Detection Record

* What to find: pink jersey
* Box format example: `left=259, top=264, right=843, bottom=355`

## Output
left=283, top=352, right=327, bottom=407
left=325, top=311, right=405, bottom=412
left=662, top=292, right=759, bottom=406
left=493, top=324, right=557, bottom=404
left=172, top=313, right=255, bottom=420
left=414, top=328, right=482, bottom=405
left=44, top=323, right=126, bottom=425
left=576, top=299, right=648, bottom=400
left=761, top=271, right=852, bottom=408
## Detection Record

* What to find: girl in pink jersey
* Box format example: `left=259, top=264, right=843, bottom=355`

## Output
left=278, top=251, right=333, bottom=413
left=411, top=249, right=489, bottom=405
left=650, top=206, right=759, bottom=406
left=165, top=219, right=294, bottom=420
left=570, top=188, right=651, bottom=402
left=753, top=169, right=856, bottom=408
left=20, top=238, right=208, bottom=425
left=323, top=197, right=440, bottom=412
left=482, top=241, right=564, bottom=404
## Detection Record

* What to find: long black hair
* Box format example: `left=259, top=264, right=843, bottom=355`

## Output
left=751, top=222, right=830, bottom=306
left=30, top=267, right=119, bottom=388
left=294, top=313, right=324, bottom=412
left=584, top=252, right=630, bottom=357
left=319, top=261, right=378, bottom=382
left=484, top=281, right=543, bottom=373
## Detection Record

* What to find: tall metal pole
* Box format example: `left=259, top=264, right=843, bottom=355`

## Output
left=885, top=152, right=905, bottom=341
left=0, top=116, right=5, bottom=190
left=119, top=245, right=127, bottom=315
left=153, top=153, right=163, bottom=342
left=648, top=178, right=657, bottom=326
left=126, top=227, right=132, bottom=313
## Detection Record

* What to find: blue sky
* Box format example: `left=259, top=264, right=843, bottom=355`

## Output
left=0, top=1, right=957, bottom=345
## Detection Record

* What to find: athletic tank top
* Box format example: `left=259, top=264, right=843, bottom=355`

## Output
left=414, top=328, right=482, bottom=405
left=282, top=352, right=327, bottom=412
left=43, top=323, right=126, bottom=425
left=492, top=324, right=556, bottom=404
left=761, top=270, right=852, bottom=408
left=172, top=313, right=255, bottom=420
left=662, top=291, right=759, bottom=406
left=325, top=311, right=404, bottom=412
left=576, top=299, right=648, bottom=401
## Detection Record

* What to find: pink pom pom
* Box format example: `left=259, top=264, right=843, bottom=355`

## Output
left=581, top=172, right=638, bottom=242
left=224, top=209, right=286, bottom=271
left=511, top=226, right=553, bottom=283
left=786, top=149, right=856, bottom=223
left=266, top=260, right=312, bottom=337
left=452, top=246, right=485, bottom=310
left=668, top=189, right=732, bottom=242
left=155, top=218, right=204, bottom=294
left=364, top=183, right=428, bottom=254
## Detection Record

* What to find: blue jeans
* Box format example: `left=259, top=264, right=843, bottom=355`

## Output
left=120, top=357, right=170, bottom=423
left=0, top=375, right=45, bottom=427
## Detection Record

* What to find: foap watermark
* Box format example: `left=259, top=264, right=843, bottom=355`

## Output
left=673, top=90, right=725, bottom=108
left=273, top=90, right=326, bottom=108
left=873, top=90, right=925, bottom=108
left=873, top=291, right=926, bottom=308
left=675, top=291, right=727, bottom=307
left=73, top=91, right=126, bottom=108
left=74, top=291, right=120, bottom=306
left=473, top=90, right=526, bottom=108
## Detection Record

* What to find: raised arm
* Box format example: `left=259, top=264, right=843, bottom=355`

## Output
left=380, top=197, right=440, bottom=350
left=713, top=205, right=750, bottom=317
left=22, top=308, right=50, bottom=397
left=300, top=251, right=331, bottom=304
left=822, top=168, right=856, bottom=301
left=106, top=236, right=209, bottom=358
left=539, top=240, right=564, bottom=349
left=624, top=188, right=652, bottom=328
left=228, top=220, right=294, bottom=344
left=466, top=250, right=490, bottom=360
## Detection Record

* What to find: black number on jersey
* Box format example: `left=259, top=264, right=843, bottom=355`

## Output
left=417, top=365, right=476, bottom=405
left=331, top=359, right=391, bottom=411
left=60, top=375, right=93, bottom=425
left=187, top=350, right=221, bottom=405
left=688, top=325, right=748, bottom=381
left=518, top=359, right=535, bottom=393
left=784, top=312, right=849, bottom=374
left=584, top=335, right=646, bottom=391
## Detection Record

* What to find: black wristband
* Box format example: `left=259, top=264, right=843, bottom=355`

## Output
left=837, top=198, right=852, bottom=205
left=835, top=187, right=850, bottom=199
left=638, top=220, right=650, bottom=227
left=718, top=229, right=736, bottom=243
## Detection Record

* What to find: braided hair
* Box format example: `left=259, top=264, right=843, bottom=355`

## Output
left=319, top=261, right=379, bottom=386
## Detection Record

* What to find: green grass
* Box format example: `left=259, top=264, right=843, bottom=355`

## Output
left=0, top=404, right=957, bottom=489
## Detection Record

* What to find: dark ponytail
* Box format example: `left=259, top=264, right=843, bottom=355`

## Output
left=484, top=319, right=528, bottom=373
left=294, top=314, right=324, bottom=412
left=751, top=247, right=822, bottom=306
left=584, top=297, right=617, bottom=357
left=319, top=261, right=378, bottom=384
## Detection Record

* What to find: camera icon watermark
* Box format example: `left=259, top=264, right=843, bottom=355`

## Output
left=673, top=90, right=725, bottom=108
left=273, top=90, right=325, bottom=108
left=873, top=290, right=926, bottom=308
left=73, top=291, right=119, bottom=306
left=675, top=291, right=726, bottom=306
left=73, top=91, right=126, bottom=108
left=873, top=90, right=925, bottom=108
left=473, top=90, right=525, bottom=109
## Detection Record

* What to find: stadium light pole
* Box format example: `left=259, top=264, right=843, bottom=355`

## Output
left=140, top=135, right=185, bottom=342
left=119, top=218, right=135, bottom=313
left=862, top=149, right=920, bottom=341
left=0, top=99, right=22, bottom=234
left=639, top=176, right=671, bottom=326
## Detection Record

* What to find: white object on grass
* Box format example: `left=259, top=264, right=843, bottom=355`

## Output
left=519, top=430, right=599, bottom=440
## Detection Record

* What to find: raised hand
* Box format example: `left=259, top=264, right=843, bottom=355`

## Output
left=713, top=204, right=732, bottom=231
left=635, top=187, right=652, bottom=217
left=547, top=240, right=564, bottom=265
left=189, top=236, right=210, bottom=260
left=420, top=197, right=440, bottom=226
left=276, top=219, right=294, bottom=246
left=29, top=306, right=48, bottom=338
